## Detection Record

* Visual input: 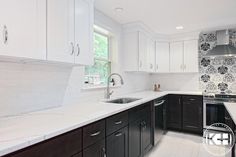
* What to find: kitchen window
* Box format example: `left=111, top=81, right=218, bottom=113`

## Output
left=84, top=30, right=111, bottom=87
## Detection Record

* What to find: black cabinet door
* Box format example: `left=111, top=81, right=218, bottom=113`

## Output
left=182, top=95, right=203, bottom=133
left=129, top=119, right=142, bottom=157
left=83, top=139, right=106, bottom=157
left=167, top=95, right=182, bottom=130
left=106, top=127, right=128, bottom=157
left=141, top=115, right=152, bottom=154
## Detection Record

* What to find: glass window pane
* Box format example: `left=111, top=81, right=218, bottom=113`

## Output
left=94, top=32, right=109, bottom=60
left=85, top=59, right=111, bottom=85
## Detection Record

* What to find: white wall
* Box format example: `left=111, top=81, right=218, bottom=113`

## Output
left=150, top=73, right=200, bottom=91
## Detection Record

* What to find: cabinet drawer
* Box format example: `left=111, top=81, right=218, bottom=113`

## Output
left=7, top=128, right=82, bottom=157
left=83, top=120, right=105, bottom=149
left=182, top=95, right=202, bottom=104
left=106, top=111, right=128, bottom=136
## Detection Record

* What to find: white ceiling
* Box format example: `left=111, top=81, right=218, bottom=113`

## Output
left=94, top=0, right=236, bottom=35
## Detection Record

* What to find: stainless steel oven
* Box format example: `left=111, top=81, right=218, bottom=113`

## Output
left=203, top=93, right=236, bottom=132
left=203, top=99, right=226, bottom=131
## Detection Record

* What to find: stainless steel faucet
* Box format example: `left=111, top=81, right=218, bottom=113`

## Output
left=105, top=73, right=124, bottom=99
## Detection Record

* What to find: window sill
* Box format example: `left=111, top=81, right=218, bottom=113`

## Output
left=82, top=84, right=121, bottom=91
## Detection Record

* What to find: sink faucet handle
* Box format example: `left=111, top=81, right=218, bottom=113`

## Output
left=109, top=90, right=114, bottom=96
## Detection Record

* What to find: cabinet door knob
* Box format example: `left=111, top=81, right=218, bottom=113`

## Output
left=3, top=25, right=8, bottom=45
left=70, top=42, right=74, bottom=55
left=76, top=44, right=80, bottom=56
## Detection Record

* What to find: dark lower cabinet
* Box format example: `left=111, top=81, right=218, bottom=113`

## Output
left=182, top=95, right=203, bottom=134
left=83, top=139, right=106, bottom=157
left=129, top=103, right=153, bottom=157
left=167, top=95, right=182, bottom=130
left=106, top=127, right=128, bottom=157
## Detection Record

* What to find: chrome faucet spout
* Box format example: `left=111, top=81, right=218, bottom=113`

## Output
left=105, top=73, right=124, bottom=99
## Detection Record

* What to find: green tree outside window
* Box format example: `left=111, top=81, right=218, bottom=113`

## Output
left=85, top=32, right=111, bottom=86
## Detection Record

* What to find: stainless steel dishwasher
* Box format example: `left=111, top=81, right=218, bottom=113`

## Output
left=154, top=96, right=167, bottom=145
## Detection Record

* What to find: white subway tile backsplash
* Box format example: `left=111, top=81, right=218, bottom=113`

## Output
left=0, top=62, right=72, bottom=117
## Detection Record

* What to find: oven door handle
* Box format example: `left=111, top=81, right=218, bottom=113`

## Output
left=154, top=100, right=165, bottom=106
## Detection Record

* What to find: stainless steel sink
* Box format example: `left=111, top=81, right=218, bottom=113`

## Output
left=105, top=98, right=140, bottom=104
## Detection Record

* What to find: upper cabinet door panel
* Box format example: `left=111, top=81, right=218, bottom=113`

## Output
left=170, top=42, right=183, bottom=73
left=47, top=0, right=75, bottom=63
left=147, top=39, right=155, bottom=72
left=156, top=42, right=169, bottom=73
left=75, top=0, right=94, bottom=65
left=138, top=32, right=148, bottom=72
left=0, top=0, right=46, bottom=60
left=184, top=40, right=199, bottom=73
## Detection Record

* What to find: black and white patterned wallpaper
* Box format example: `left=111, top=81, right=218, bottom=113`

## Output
left=199, top=29, right=236, bottom=93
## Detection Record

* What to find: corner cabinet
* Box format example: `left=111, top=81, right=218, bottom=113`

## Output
left=170, top=40, right=198, bottom=73
left=0, top=0, right=47, bottom=60
left=47, top=0, right=94, bottom=65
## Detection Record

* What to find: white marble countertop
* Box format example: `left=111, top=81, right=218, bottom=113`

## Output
left=0, top=90, right=202, bottom=156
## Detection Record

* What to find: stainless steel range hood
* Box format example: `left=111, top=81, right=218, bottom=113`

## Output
left=205, top=30, right=236, bottom=57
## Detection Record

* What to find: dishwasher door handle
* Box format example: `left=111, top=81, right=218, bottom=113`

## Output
left=154, top=100, right=165, bottom=106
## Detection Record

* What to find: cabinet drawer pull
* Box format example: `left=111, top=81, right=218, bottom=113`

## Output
left=102, top=147, right=106, bottom=157
left=76, top=44, right=80, bottom=56
left=70, top=42, right=74, bottom=55
left=3, top=25, right=8, bottom=44
left=155, top=100, right=165, bottom=106
left=90, top=131, right=101, bottom=137
left=115, top=132, right=123, bottom=137
left=115, top=121, right=122, bottom=125
left=225, top=117, right=231, bottom=120
left=189, top=98, right=196, bottom=101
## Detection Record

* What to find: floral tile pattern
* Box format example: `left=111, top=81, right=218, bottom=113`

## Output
left=199, top=29, right=236, bottom=93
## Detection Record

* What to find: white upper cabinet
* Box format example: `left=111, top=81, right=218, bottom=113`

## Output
left=47, top=0, right=94, bottom=65
left=138, top=32, right=148, bottom=72
left=169, top=40, right=199, bottom=73
left=156, top=42, right=170, bottom=73
left=183, top=40, right=199, bottom=72
left=0, top=0, right=46, bottom=60
left=170, top=42, right=184, bottom=73
left=47, top=0, right=75, bottom=63
left=123, top=30, right=149, bottom=72
left=74, top=0, right=94, bottom=65
left=147, top=38, right=156, bottom=72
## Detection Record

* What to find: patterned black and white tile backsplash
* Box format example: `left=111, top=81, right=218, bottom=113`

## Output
left=199, top=29, right=236, bottom=93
